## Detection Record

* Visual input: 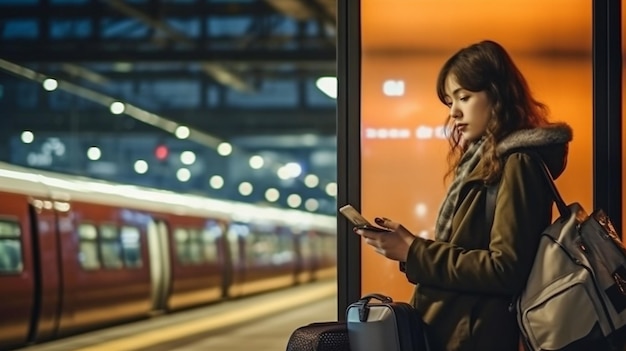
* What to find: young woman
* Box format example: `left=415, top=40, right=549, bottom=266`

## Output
left=354, top=40, right=572, bottom=351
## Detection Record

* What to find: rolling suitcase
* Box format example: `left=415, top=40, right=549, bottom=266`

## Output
left=286, top=321, right=350, bottom=351
left=346, top=293, right=431, bottom=351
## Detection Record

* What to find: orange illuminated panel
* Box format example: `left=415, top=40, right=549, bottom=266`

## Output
left=360, top=0, right=592, bottom=301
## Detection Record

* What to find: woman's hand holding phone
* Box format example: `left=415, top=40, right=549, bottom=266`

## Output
left=340, top=205, right=417, bottom=262
left=338, top=204, right=391, bottom=232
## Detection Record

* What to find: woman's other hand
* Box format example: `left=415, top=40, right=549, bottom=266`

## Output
left=353, top=217, right=417, bottom=262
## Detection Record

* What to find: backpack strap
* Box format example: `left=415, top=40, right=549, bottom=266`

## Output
left=525, top=152, right=570, bottom=218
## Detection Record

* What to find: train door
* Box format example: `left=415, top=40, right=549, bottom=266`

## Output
left=26, top=199, right=63, bottom=343
left=0, top=193, right=35, bottom=350
left=147, top=219, right=171, bottom=313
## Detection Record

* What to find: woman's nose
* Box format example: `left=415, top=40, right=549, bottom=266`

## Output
left=449, top=106, right=461, bottom=119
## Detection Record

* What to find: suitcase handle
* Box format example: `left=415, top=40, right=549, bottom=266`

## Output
left=359, top=293, right=393, bottom=304
left=354, top=293, right=393, bottom=322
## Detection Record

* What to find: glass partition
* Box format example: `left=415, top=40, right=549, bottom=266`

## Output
left=360, top=0, right=593, bottom=300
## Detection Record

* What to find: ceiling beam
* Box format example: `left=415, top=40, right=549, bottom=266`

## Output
left=103, top=0, right=255, bottom=93
left=0, top=2, right=278, bottom=19
left=0, top=46, right=335, bottom=64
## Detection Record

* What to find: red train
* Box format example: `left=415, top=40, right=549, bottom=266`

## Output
left=0, top=162, right=337, bottom=350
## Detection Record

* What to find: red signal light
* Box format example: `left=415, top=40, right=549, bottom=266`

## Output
left=155, top=145, right=169, bottom=160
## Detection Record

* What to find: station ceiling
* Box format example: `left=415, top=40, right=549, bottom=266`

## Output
left=0, top=0, right=338, bottom=144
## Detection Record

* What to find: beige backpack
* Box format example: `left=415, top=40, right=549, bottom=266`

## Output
left=504, top=155, right=626, bottom=350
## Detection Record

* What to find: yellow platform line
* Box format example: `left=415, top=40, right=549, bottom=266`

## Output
left=76, top=283, right=336, bottom=351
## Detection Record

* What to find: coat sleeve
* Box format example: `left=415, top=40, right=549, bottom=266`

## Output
left=403, top=153, right=553, bottom=295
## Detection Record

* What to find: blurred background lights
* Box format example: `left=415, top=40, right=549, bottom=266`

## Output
left=180, top=151, right=196, bottom=165
left=382, top=79, right=405, bottom=97
left=209, top=175, right=224, bottom=189
left=249, top=155, right=264, bottom=169
left=176, top=168, right=191, bottom=182
left=86, top=146, right=101, bottom=161
left=416, top=126, right=434, bottom=139
left=285, top=162, right=302, bottom=177
left=217, top=142, right=232, bottom=156
left=21, top=131, right=34, bottom=144
left=287, top=194, right=302, bottom=208
left=175, top=126, right=190, bottom=139
left=155, top=144, right=169, bottom=161
left=109, top=101, right=125, bottom=115
left=415, top=203, right=428, bottom=218
left=42, top=78, right=58, bottom=91
left=278, top=162, right=302, bottom=180
left=238, top=182, right=253, bottom=196
left=315, top=76, right=337, bottom=99
left=134, top=160, right=149, bottom=174
left=325, top=182, right=337, bottom=197
left=304, top=174, right=319, bottom=188
left=304, top=198, right=319, bottom=212
left=265, top=188, right=280, bottom=202
left=174, top=126, right=191, bottom=139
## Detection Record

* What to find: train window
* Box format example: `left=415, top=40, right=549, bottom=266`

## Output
left=275, top=232, right=295, bottom=264
left=174, top=228, right=205, bottom=265
left=174, top=228, right=189, bottom=263
left=100, top=224, right=123, bottom=269
left=299, top=232, right=314, bottom=260
left=0, top=220, right=23, bottom=274
left=187, top=229, right=203, bottom=264
left=78, top=224, right=101, bottom=270
left=120, top=226, right=142, bottom=268
left=201, top=222, right=222, bottom=263
left=245, top=228, right=277, bottom=266
left=226, top=224, right=244, bottom=266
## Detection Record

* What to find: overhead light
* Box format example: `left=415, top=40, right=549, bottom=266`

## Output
left=42, top=78, right=58, bottom=91
left=316, top=76, right=337, bottom=99
left=175, top=126, right=190, bottom=139
left=217, top=142, right=233, bottom=156
left=21, top=131, right=34, bottom=144
left=110, top=101, right=125, bottom=115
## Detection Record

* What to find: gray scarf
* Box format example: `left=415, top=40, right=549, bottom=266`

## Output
left=434, top=138, right=486, bottom=241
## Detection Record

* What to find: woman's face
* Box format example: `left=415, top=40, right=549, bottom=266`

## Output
left=443, top=74, right=492, bottom=143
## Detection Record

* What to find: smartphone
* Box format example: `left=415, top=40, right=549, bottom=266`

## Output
left=338, top=204, right=391, bottom=232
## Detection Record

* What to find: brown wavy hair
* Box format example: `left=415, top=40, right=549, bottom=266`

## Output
left=436, top=40, right=550, bottom=184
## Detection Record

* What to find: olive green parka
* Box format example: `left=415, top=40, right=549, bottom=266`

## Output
left=405, top=124, right=573, bottom=351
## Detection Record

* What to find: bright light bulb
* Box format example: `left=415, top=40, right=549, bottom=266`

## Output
left=238, top=182, right=253, bottom=196
left=176, top=168, right=191, bottom=182
left=21, top=131, right=34, bottom=144
left=86, top=146, right=101, bottom=161
left=304, top=174, right=319, bottom=188
left=180, top=151, right=196, bottom=165
left=134, top=160, right=149, bottom=174
left=304, top=198, right=319, bottom=212
left=110, top=101, right=125, bottom=114
left=287, top=194, right=302, bottom=208
left=265, top=188, right=280, bottom=202
left=249, top=155, right=264, bottom=169
left=217, top=142, right=232, bottom=156
left=210, top=175, right=224, bottom=189
left=325, top=182, right=337, bottom=197
left=175, top=126, right=190, bottom=139
left=42, top=78, right=58, bottom=91
left=316, top=76, right=337, bottom=99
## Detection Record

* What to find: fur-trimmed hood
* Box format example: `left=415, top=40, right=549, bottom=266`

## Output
left=496, top=123, right=573, bottom=179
